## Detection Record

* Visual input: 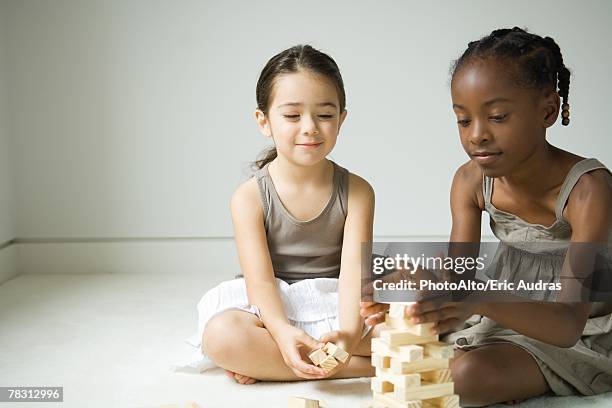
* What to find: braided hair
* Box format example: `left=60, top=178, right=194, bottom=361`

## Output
left=451, top=27, right=571, bottom=126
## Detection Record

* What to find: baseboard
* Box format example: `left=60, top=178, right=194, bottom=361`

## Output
left=0, top=244, right=17, bottom=285
left=16, top=239, right=241, bottom=277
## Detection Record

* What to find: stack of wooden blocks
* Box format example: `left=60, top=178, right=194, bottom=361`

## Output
left=366, top=303, right=460, bottom=408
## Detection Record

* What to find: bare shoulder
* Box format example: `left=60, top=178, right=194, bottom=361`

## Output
left=565, top=169, right=611, bottom=241
left=230, top=177, right=263, bottom=217
left=566, top=169, right=612, bottom=215
left=348, top=172, right=375, bottom=200
left=451, top=160, right=484, bottom=210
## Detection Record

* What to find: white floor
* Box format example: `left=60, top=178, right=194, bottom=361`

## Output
left=0, top=273, right=611, bottom=408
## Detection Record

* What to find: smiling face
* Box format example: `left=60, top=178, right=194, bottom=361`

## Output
left=451, top=58, right=560, bottom=178
left=255, top=69, right=346, bottom=167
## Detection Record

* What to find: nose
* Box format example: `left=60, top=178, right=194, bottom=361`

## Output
left=468, top=120, right=489, bottom=145
left=301, top=114, right=319, bottom=136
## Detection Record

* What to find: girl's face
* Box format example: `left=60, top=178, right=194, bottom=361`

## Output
left=451, top=59, right=559, bottom=178
left=255, top=70, right=346, bottom=167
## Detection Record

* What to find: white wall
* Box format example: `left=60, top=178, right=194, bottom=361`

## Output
left=0, top=0, right=17, bottom=283
left=2, top=1, right=612, bottom=274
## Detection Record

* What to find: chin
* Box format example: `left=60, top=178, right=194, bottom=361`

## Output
left=475, top=163, right=506, bottom=178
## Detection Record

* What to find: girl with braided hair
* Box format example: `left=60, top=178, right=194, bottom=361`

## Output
left=361, top=27, right=612, bottom=406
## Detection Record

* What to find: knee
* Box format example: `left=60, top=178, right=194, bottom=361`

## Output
left=202, top=311, right=250, bottom=365
left=451, top=352, right=505, bottom=406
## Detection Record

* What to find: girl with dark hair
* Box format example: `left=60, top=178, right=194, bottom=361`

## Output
left=360, top=28, right=612, bottom=406
left=193, top=45, right=376, bottom=384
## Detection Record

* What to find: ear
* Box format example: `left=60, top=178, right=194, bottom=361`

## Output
left=337, top=109, right=348, bottom=132
left=254, top=109, right=272, bottom=137
left=542, top=89, right=560, bottom=129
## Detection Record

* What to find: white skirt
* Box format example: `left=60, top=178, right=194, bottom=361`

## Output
left=176, top=277, right=368, bottom=373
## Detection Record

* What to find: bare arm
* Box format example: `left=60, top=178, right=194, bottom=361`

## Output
left=230, top=179, right=290, bottom=337
left=337, top=174, right=375, bottom=352
left=475, top=170, right=611, bottom=347
left=230, top=179, right=326, bottom=377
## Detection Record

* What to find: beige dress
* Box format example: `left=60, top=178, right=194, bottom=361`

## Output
left=443, top=158, right=612, bottom=396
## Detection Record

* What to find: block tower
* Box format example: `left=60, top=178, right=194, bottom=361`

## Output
left=365, top=303, right=460, bottom=408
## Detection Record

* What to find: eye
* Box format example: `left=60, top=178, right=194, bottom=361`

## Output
left=318, top=114, right=334, bottom=120
left=283, top=114, right=300, bottom=120
left=457, top=119, right=471, bottom=127
left=489, top=114, right=507, bottom=122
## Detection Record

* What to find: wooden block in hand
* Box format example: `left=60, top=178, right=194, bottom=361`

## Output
left=288, top=396, right=320, bottom=408
left=323, top=342, right=349, bottom=363
left=319, top=354, right=339, bottom=372
left=389, top=303, right=412, bottom=319
left=308, top=348, right=328, bottom=366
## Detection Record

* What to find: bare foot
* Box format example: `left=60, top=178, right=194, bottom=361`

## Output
left=225, top=370, right=258, bottom=385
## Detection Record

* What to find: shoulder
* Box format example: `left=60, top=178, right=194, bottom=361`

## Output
left=230, top=177, right=263, bottom=219
left=565, top=168, right=611, bottom=240
left=344, top=171, right=375, bottom=216
left=348, top=172, right=375, bottom=200
left=566, top=169, right=611, bottom=216
left=451, top=160, right=484, bottom=210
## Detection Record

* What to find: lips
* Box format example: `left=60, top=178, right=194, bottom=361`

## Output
left=470, top=150, right=502, bottom=165
left=296, top=142, right=323, bottom=148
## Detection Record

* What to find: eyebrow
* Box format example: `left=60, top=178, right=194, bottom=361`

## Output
left=453, top=97, right=514, bottom=110
left=277, top=102, right=338, bottom=109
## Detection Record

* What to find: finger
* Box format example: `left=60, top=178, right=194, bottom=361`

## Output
left=359, top=303, right=388, bottom=318
left=415, top=306, right=456, bottom=324
left=411, top=298, right=449, bottom=315
left=291, top=358, right=327, bottom=377
left=433, top=317, right=460, bottom=334
left=365, top=310, right=386, bottom=326
left=318, top=331, right=339, bottom=344
left=300, top=333, right=325, bottom=350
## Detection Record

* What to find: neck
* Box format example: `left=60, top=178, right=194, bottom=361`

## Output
left=269, top=156, right=332, bottom=185
left=498, top=141, right=560, bottom=194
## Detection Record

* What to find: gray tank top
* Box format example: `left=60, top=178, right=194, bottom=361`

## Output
left=483, top=158, right=612, bottom=315
left=254, top=161, right=349, bottom=284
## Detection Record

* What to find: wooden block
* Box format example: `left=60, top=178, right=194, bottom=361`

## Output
left=390, top=356, right=449, bottom=374
left=308, top=348, right=328, bottom=366
left=389, top=303, right=412, bottom=319
left=373, top=392, right=422, bottom=408
left=376, top=367, right=421, bottom=389
left=420, top=369, right=452, bottom=384
left=323, top=342, right=349, bottom=363
left=371, top=377, right=395, bottom=393
left=422, top=394, right=460, bottom=408
left=319, top=354, right=339, bottom=372
left=394, top=382, right=454, bottom=402
left=380, top=327, right=439, bottom=347
left=386, top=315, right=436, bottom=337
left=288, top=396, right=320, bottom=408
left=423, top=342, right=454, bottom=359
left=371, top=352, right=391, bottom=369
left=397, top=344, right=424, bottom=362
left=372, top=338, right=424, bottom=362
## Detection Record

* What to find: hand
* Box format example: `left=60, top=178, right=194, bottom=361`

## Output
left=275, top=325, right=327, bottom=379
left=316, top=330, right=354, bottom=378
left=408, top=299, right=480, bottom=335
left=359, top=301, right=389, bottom=326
